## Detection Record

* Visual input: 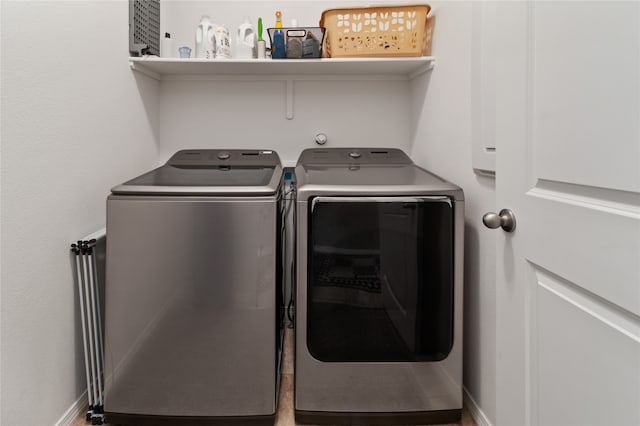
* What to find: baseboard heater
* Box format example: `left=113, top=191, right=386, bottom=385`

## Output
left=71, top=229, right=106, bottom=426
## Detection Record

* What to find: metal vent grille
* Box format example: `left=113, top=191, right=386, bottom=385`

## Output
left=129, top=0, right=160, bottom=56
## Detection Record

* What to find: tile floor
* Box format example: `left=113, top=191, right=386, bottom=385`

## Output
left=74, top=327, right=476, bottom=426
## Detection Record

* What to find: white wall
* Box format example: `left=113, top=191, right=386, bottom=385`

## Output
left=0, top=1, right=159, bottom=424
left=409, top=2, right=496, bottom=424
left=158, top=78, right=411, bottom=164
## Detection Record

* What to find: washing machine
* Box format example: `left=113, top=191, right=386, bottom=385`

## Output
left=104, top=149, right=285, bottom=425
left=294, top=148, right=465, bottom=425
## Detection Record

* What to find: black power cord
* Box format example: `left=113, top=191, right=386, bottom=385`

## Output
left=281, top=183, right=296, bottom=327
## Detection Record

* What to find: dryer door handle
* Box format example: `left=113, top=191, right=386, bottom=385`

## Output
left=310, top=196, right=452, bottom=212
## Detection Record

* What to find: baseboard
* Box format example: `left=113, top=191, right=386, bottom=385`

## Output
left=463, top=387, right=493, bottom=426
left=61, top=387, right=486, bottom=425
left=55, top=391, right=87, bottom=426
left=60, top=389, right=484, bottom=426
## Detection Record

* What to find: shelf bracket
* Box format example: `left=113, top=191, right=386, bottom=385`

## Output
left=129, top=61, right=161, bottom=81
left=285, top=79, right=294, bottom=120
left=408, top=60, right=435, bottom=80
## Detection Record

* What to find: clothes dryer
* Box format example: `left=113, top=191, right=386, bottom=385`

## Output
left=294, top=148, right=464, bottom=425
left=104, top=149, right=285, bottom=425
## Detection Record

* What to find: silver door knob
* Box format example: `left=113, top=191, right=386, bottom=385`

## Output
left=482, top=209, right=516, bottom=232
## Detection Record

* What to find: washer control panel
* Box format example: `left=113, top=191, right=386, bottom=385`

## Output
left=168, top=149, right=280, bottom=167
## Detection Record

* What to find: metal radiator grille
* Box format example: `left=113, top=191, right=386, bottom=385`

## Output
left=129, top=0, right=160, bottom=56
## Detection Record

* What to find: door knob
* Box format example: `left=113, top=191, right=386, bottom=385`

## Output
left=482, top=209, right=516, bottom=232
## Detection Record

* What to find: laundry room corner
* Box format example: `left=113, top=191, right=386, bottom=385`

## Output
left=1, top=1, right=159, bottom=424
left=3, top=0, right=497, bottom=425
left=409, top=2, right=497, bottom=425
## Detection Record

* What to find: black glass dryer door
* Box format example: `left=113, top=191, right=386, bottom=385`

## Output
left=307, top=196, right=454, bottom=362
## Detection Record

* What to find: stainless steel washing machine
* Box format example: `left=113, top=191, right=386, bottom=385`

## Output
left=104, top=149, right=285, bottom=425
left=294, top=148, right=465, bottom=425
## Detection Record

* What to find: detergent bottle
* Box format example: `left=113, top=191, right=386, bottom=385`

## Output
left=195, top=16, right=215, bottom=59
left=235, top=17, right=257, bottom=58
left=213, top=25, right=232, bottom=59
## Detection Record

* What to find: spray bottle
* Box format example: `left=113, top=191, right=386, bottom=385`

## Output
left=272, top=11, right=286, bottom=59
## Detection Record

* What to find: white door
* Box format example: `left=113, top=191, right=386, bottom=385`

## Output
left=493, top=2, right=640, bottom=425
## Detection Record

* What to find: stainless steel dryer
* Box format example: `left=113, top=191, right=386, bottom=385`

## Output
left=104, top=149, right=285, bottom=425
left=294, top=148, right=464, bottom=425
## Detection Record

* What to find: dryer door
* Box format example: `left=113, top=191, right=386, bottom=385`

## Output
left=307, top=196, right=455, bottom=362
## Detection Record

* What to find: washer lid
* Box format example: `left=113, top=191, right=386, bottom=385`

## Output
left=111, top=149, right=282, bottom=196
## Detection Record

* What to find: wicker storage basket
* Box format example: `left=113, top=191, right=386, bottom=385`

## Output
left=320, top=4, right=433, bottom=58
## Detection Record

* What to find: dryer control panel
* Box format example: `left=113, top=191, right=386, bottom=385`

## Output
left=297, top=148, right=412, bottom=166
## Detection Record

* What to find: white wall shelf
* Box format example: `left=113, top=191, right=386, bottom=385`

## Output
left=129, top=56, right=435, bottom=81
